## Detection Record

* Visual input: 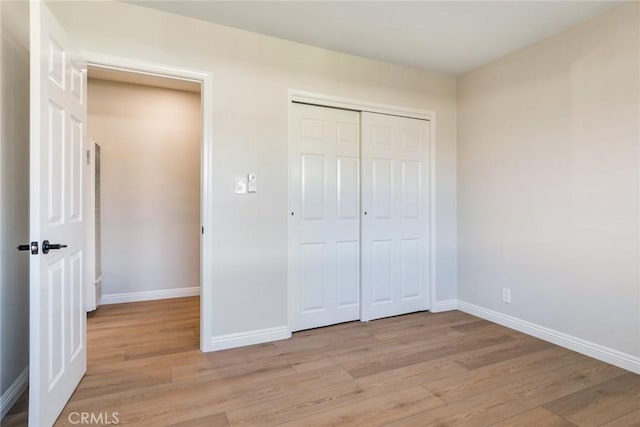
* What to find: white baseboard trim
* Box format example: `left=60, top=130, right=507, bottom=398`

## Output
left=101, top=286, right=200, bottom=305
left=1, top=367, right=28, bottom=420
left=431, top=299, right=458, bottom=313
left=457, top=300, right=640, bottom=375
left=206, top=326, right=291, bottom=352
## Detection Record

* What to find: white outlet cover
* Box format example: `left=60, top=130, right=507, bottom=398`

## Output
left=502, top=288, right=511, bottom=304
left=235, top=176, right=247, bottom=194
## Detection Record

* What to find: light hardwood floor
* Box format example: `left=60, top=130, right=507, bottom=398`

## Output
left=3, top=297, right=639, bottom=426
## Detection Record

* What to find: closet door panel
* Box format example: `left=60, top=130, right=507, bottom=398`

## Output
left=336, top=241, right=359, bottom=308
left=361, top=112, right=430, bottom=321
left=289, top=103, right=360, bottom=331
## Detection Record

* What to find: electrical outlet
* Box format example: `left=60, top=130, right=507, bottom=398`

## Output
left=502, top=288, right=511, bottom=304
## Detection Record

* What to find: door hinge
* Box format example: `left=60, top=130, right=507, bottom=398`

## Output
left=86, top=150, right=91, bottom=165
left=201, top=226, right=204, bottom=235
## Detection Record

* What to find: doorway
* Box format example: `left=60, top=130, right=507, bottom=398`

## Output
left=84, top=65, right=203, bottom=350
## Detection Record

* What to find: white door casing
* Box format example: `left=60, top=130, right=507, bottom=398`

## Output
left=361, top=112, right=431, bottom=321
left=29, top=1, right=88, bottom=425
left=288, top=103, right=361, bottom=332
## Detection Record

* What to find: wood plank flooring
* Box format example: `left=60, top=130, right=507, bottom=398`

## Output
left=2, top=297, right=638, bottom=426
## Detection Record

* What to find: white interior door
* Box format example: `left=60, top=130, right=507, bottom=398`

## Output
left=361, top=112, right=430, bottom=321
left=29, top=1, right=88, bottom=425
left=288, top=103, right=360, bottom=332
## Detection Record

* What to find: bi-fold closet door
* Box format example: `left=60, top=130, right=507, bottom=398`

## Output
left=288, top=102, right=430, bottom=332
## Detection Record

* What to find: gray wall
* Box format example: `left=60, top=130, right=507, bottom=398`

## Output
left=0, top=0, right=30, bottom=399
left=457, top=3, right=640, bottom=357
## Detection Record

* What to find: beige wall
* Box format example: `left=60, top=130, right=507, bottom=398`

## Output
left=50, top=0, right=458, bottom=338
left=88, top=79, right=201, bottom=296
left=457, top=3, right=640, bottom=357
left=0, top=0, right=29, bottom=400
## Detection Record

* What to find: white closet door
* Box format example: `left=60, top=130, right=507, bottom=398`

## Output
left=361, top=112, right=430, bottom=321
left=288, top=103, right=360, bottom=332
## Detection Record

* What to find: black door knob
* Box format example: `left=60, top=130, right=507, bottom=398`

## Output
left=42, top=240, right=68, bottom=254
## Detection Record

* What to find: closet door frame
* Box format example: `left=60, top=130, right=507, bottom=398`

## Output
left=287, top=90, right=437, bottom=330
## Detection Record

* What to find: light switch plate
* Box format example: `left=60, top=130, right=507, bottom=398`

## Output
left=247, top=173, right=257, bottom=193
left=235, top=176, right=247, bottom=194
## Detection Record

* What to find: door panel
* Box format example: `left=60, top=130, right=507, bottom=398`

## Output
left=301, top=243, right=325, bottom=312
left=69, top=116, right=84, bottom=222
left=70, top=251, right=83, bottom=360
left=372, top=159, right=392, bottom=219
left=48, top=102, right=65, bottom=225
left=372, top=240, right=392, bottom=303
left=46, top=259, right=64, bottom=386
left=401, top=161, right=421, bottom=218
left=401, top=238, right=420, bottom=298
left=30, top=1, right=88, bottom=425
left=336, top=240, right=359, bottom=307
left=289, top=103, right=360, bottom=331
left=337, top=157, right=359, bottom=219
left=301, top=155, right=325, bottom=220
left=361, top=112, right=430, bottom=321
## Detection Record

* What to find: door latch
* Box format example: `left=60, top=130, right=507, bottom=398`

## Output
left=16, top=241, right=38, bottom=255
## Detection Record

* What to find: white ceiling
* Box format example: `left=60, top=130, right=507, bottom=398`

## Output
left=127, top=1, right=621, bottom=75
